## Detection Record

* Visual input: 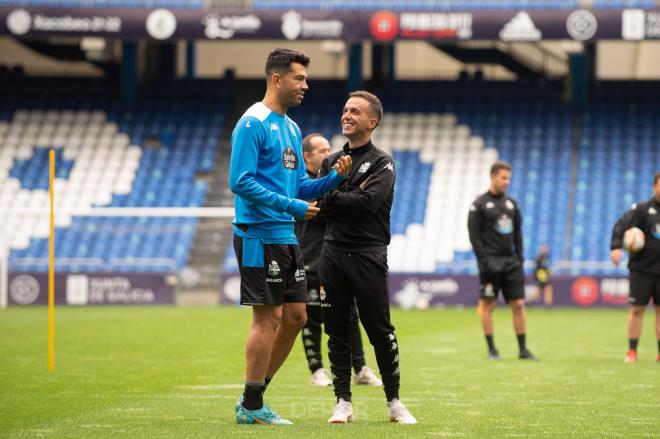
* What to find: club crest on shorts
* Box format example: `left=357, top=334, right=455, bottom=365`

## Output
left=268, top=260, right=280, bottom=276
left=484, top=283, right=495, bottom=297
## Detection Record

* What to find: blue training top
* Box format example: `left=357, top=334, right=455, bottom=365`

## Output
left=229, top=102, right=345, bottom=245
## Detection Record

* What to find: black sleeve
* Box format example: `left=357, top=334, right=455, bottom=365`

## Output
left=514, top=203, right=524, bottom=261
left=467, top=201, right=487, bottom=262
left=323, top=157, right=395, bottom=215
left=610, top=207, right=636, bottom=250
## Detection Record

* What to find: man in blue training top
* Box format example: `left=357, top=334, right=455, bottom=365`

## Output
left=230, top=48, right=352, bottom=426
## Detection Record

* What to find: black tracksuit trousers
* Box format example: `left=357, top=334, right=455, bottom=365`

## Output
left=320, top=245, right=400, bottom=402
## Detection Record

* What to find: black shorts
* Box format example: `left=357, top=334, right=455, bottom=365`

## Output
left=479, top=257, right=525, bottom=302
left=628, top=271, right=660, bottom=306
left=233, top=234, right=307, bottom=306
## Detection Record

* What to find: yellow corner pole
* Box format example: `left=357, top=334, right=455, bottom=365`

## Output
left=49, top=149, right=55, bottom=371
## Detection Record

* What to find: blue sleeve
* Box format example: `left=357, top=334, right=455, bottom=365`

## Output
left=229, top=118, right=308, bottom=219
left=298, top=168, right=345, bottom=200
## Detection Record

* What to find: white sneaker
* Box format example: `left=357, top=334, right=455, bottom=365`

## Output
left=328, top=398, right=354, bottom=423
left=387, top=399, right=417, bottom=424
left=353, top=365, right=383, bottom=386
left=310, top=368, right=333, bottom=386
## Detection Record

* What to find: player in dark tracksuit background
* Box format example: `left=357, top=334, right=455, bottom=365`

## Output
left=610, top=171, right=660, bottom=363
left=318, top=91, right=417, bottom=424
left=468, top=160, right=537, bottom=361
left=295, top=133, right=381, bottom=387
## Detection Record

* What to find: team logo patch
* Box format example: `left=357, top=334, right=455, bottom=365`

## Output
left=496, top=214, right=513, bottom=234
left=358, top=162, right=371, bottom=173
left=649, top=207, right=657, bottom=215
left=282, top=146, right=299, bottom=170
left=505, top=200, right=515, bottom=210
left=484, top=283, right=495, bottom=297
left=268, top=260, right=280, bottom=276
left=270, top=123, right=279, bottom=131
left=294, top=268, right=306, bottom=282
left=384, top=162, right=394, bottom=172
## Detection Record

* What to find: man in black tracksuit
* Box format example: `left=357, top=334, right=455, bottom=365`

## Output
left=610, top=171, right=660, bottom=363
left=468, top=160, right=536, bottom=361
left=318, top=91, right=417, bottom=424
left=295, top=133, right=381, bottom=386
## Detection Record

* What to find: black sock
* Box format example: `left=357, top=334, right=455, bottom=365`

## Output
left=485, top=335, right=496, bottom=352
left=338, top=395, right=352, bottom=403
left=242, top=382, right=264, bottom=410
left=264, top=375, right=273, bottom=390
left=629, top=339, right=639, bottom=351
left=517, top=334, right=526, bottom=352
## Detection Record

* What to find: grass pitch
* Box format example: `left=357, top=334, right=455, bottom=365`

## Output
left=1, top=306, right=659, bottom=438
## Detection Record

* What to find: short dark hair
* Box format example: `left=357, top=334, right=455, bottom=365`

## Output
left=490, top=160, right=512, bottom=176
left=302, top=132, right=325, bottom=154
left=348, top=90, right=383, bottom=128
left=655, top=172, right=660, bottom=185
left=265, top=48, right=310, bottom=76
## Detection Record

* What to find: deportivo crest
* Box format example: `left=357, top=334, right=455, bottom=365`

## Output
left=486, top=201, right=495, bottom=209
left=282, top=146, right=299, bottom=170
left=358, top=162, right=371, bottom=173
left=268, top=260, right=280, bottom=276
left=496, top=214, right=513, bottom=234
left=505, top=200, right=515, bottom=210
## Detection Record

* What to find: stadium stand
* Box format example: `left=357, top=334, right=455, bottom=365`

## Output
left=2, top=74, right=658, bottom=277
left=0, top=77, right=228, bottom=273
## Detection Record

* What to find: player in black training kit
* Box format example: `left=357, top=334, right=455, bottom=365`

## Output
left=468, top=161, right=537, bottom=361
left=295, top=132, right=381, bottom=386
left=318, top=91, right=417, bottom=424
left=533, top=244, right=553, bottom=307
left=610, top=172, right=660, bottom=363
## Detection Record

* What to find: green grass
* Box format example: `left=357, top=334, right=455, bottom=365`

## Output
left=1, top=306, right=659, bottom=438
